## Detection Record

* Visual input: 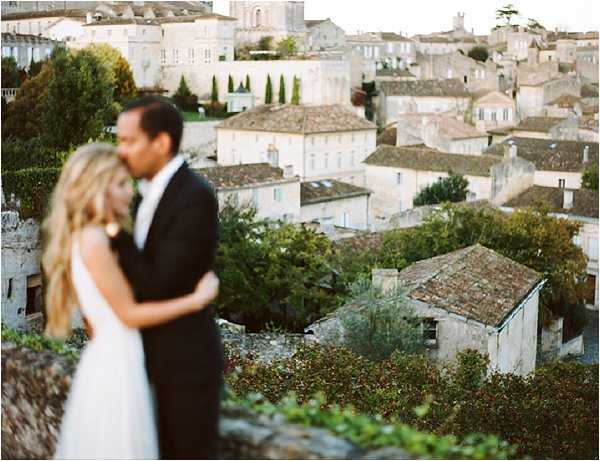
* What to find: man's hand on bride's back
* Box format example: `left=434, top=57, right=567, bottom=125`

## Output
left=191, top=271, right=219, bottom=310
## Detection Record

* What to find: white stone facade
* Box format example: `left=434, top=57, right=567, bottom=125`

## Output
left=306, top=19, right=345, bottom=51
left=473, top=91, right=516, bottom=131
left=300, top=193, right=370, bottom=230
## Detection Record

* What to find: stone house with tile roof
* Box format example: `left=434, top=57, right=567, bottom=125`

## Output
left=196, top=163, right=301, bottom=223
left=305, top=18, right=345, bottom=51
left=300, top=179, right=371, bottom=231
left=0, top=33, right=62, bottom=70
left=511, top=116, right=579, bottom=140
left=345, top=32, right=416, bottom=70
left=216, top=104, right=377, bottom=186
left=517, top=71, right=582, bottom=119
left=502, top=186, right=599, bottom=309
left=484, top=137, right=599, bottom=189
left=576, top=45, right=599, bottom=83
left=377, top=78, right=472, bottom=128
left=363, top=144, right=535, bottom=228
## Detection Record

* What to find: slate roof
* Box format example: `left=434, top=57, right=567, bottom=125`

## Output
left=484, top=137, right=598, bottom=172
left=195, top=163, right=294, bottom=189
left=398, top=244, right=542, bottom=327
left=379, top=79, right=471, bottom=98
left=301, top=180, right=370, bottom=205
left=364, top=145, right=501, bottom=176
left=504, top=186, right=599, bottom=219
left=0, top=32, right=60, bottom=44
left=514, top=116, right=564, bottom=133
left=216, top=104, right=376, bottom=134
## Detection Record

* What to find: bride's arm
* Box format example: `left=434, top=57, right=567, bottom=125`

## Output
left=79, top=226, right=217, bottom=329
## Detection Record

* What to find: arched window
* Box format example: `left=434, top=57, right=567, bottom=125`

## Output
left=254, top=9, right=262, bottom=27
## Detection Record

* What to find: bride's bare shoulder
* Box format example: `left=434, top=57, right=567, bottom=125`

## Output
left=79, top=225, right=110, bottom=257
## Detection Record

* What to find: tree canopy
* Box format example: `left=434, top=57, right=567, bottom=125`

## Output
left=582, top=164, right=598, bottom=190
left=413, top=173, right=469, bottom=206
left=468, top=46, right=489, bottom=62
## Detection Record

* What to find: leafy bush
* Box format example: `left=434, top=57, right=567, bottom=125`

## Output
left=2, top=167, right=61, bottom=219
left=582, top=163, right=598, bottom=190
left=339, top=278, right=424, bottom=361
left=1, top=137, right=67, bottom=173
left=467, top=46, right=489, bottom=62
left=413, top=173, right=469, bottom=206
left=1, top=56, right=21, bottom=88
left=226, top=343, right=598, bottom=459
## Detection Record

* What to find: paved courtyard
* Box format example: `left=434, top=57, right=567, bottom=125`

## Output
left=579, top=309, right=599, bottom=364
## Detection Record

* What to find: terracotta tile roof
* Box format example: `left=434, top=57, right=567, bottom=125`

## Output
left=576, top=31, right=599, bottom=40
left=504, top=186, right=599, bottom=219
left=334, top=231, right=387, bottom=253
left=376, top=68, right=416, bottom=78
left=548, top=94, right=581, bottom=108
left=301, top=179, right=370, bottom=205
left=484, top=137, right=598, bottom=172
left=83, top=18, right=159, bottom=26
left=379, top=79, right=471, bottom=98
left=1, top=9, right=88, bottom=20
left=158, top=13, right=236, bottom=23
left=514, top=116, right=565, bottom=133
left=216, top=104, right=376, bottom=134
left=195, top=163, right=294, bottom=189
left=576, top=45, right=599, bottom=52
left=582, top=84, right=599, bottom=98
left=379, top=32, right=407, bottom=41
left=398, top=114, right=486, bottom=140
left=364, top=145, right=501, bottom=176
left=398, top=244, right=542, bottom=327
left=580, top=115, right=599, bottom=130
left=305, top=19, right=327, bottom=28
left=376, top=126, right=397, bottom=146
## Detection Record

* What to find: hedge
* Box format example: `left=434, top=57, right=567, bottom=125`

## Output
left=2, top=167, right=60, bottom=220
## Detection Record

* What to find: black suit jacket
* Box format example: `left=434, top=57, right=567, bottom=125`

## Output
left=112, top=162, right=223, bottom=384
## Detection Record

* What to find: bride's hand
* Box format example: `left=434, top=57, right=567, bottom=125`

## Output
left=191, top=271, right=219, bottom=310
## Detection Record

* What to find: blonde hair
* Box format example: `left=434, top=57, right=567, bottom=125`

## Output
left=43, top=143, right=124, bottom=339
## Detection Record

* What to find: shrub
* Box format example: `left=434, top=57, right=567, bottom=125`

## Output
left=278, top=74, right=286, bottom=104
left=258, top=36, right=273, bottom=51
left=468, top=46, right=489, bottom=62
left=1, top=137, right=66, bottom=173
left=264, top=74, right=273, bottom=104
left=1, top=56, right=21, bottom=88
left=1, top=167, right=61, bottom=219
left=582, top=163, right=598, bottom=190
left=172, top=76, right=198, bottom=112
left=291, top=75, right=300, bottom=105
left=413, top=173, right=469, bottom=206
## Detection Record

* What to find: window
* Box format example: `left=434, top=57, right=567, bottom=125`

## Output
left=558, top=179, right=566, bottom=188
left=188, top=48, right=195, bottom=64
left=387, top=42, right=394, bottom=53
left=311, top=137, right=315, bottom=146
left=142, top=28, right=146, bottom=35
left=491, top=111, right=497, bottom=122
left=123, top=29, right=127, bottom=36
left=584, top=274, right=596, bottom=306
left=337, top=152, right=342, bottom=168
left=478, top=108, right=484, bottom=121
left=274, top=187, right=283, bottom=202
left=107, top=29, right=112, bottom=36
left=396, top=172, right=403, bottom=185
left=587, top=237, right=598, bottom=261
left=91, top=30, right=96, bottom=37
left=573, top=233, right=583, bottom=247
left=350, top=152, right=355, bottom=166
left=6, top=278, right=13, bottom=299
left=341, top=212, right=350, bottom=228
left=26, top=274, right=43, bottom=316
left=325, top=135, right=328, bottom=144
left=502, top=108, right=509, bottom=121
left=423, top=318, right=438, bottom=347
left=173, top=49, right=179, bottom=64
left=324, top=153, right=329, bottom=169
left=310, top=154, right=316, bottom=170
left=160, top=49, right=166, bottom=64
left=204, top=48, right=211, bottom=63
left=252, top=188, right=259, bottom=207
left=230, top=192, right=239, bottom=207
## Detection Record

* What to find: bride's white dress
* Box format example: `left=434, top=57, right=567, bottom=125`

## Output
left=54, top=238, right=158, bottom=459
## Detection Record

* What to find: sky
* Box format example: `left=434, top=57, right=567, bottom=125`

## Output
left=212, top=0, right=599, bottom=36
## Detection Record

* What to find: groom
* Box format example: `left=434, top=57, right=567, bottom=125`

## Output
left=111, top=96, right=223, bottom=459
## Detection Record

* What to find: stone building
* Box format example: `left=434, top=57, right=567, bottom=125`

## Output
left=472, top=90, right=516, bottom=131
left=517, top=71, right=582, bottom=119
left=377, top=78, right=472, bottom=128
left=411, top=34, right=477, bottom=56
left=216, top=104, right=377, bottom=185
left=345, top=32, right=416, bottom=69
left=229, top=1, right=307, bottom=48
left=503, top=186, right=599, bottom=309
left=363, top=144, right=534, bottom=226
left=0, top=32, right=62, bottom=70
left=511, top=116, right=580, bottom=140
left=305, top=18, right=345, bottom=51
left=300, top=179, right=371, bottom=231
left=1, top=9, right=87, bottom=40
left=196, top=162, right=301, bottom=222
left=394, top=114, right=488, bottom=155
left=226, top=83, right=255, bottom=112
left=576, top=45, right=599, bottom=83
left=484, top=137, right=599, bottom=189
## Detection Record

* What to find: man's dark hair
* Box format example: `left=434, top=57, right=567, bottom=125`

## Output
left=123, top=96, right=184, bottom=156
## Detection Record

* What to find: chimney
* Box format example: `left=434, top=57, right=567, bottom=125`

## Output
left=563, top=189, right=573, bottom=210
left=372, top=268, right=399, bottom=295
left=583, top=145, right=590, bottom=163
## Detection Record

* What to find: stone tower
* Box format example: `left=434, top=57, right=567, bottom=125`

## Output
left=453, top=12, right=465, bottom=32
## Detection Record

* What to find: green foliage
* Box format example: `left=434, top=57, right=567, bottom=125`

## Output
left=215, top=203, right=343, bottom=332
left=582, top=163, right=598, bottom=190
left=245, top=74, right=251, bottom=91
left=277, top=36, right=298, bottom=56
left=228, top=74, right=234, bottom=93
left=2, top=60, right=53, bottom=140
left=1, top=56, right=21, bottom=87
left=495, top=4, right=520, bottom=25
left=228, top=390, right=515, bottom=460
left=527, top=18, right=545, bottom=30
left=339, top=278, right=424, bottom=361
left=291, top=75, right=300, bottom=105
left=467, top=46, right=489, bottom=62
left=258, top=35, right=273, bottom=51
left=27, top=58, right=46, bottom=79
left=211, top=75, right=219, bottom=104
left=41, top=47, right=114, bottom=151
left=1, top=137, right=66, bottom=173
left=226, top=344, right=598, bottom=459
left=85, top=44, right=136, bottom=105
left=265, top=74, right=273, bottom=104
left=412, top=173, right=469, bottom=206
left=1, top=167, right=61, bottom=219
left=278, top=74, right=286, bottom=104
left=172, top=76, right=198, bottom=112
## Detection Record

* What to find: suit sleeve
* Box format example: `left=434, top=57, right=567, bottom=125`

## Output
left=112, top=186, right=218, bottom=301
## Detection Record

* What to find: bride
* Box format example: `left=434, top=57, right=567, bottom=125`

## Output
left=42, top=143, right=219, bottom=459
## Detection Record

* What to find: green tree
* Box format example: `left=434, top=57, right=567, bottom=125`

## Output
left=468, top=46, right=489, bottom=62
left=265, top=74, right=273, bottom=104
left=211, top=75, right=218, bottom=104
left=172, top=75, right=198, bottom=112
left=582, top=164, right=598, bottom=190
left=291, top=75, right=300, bottom=105
left=1, top=57, right=20, bottom=88
left=412, top=173, right=469, bottom=206
left=495, top=4, right=520, bottom=26
left=258, top=35, right=273, bottom=50
left=85, top=44, right=136, bottom=104
left=41, top=47, right=114, bottom=151
left=27, top=57, right=46, bottom=79
left=277, top=36, right=297, bottom=56
left=527, top=18, right=545, bottom=30
left=228, top=74, right=234, bottom=93
left=245, top=74, right=251, bottom=91
left=278, top=74, right=286, bottom=104
left=338, top=278, right=424, bottom=362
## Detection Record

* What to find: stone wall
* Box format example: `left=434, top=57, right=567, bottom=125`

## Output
left=1, top=342, right=409, bottom=460
left=490, top=155, right=536, bottom=206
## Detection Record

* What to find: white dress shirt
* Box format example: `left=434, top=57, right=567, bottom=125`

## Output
left=134, top=155, right=184, bottom=250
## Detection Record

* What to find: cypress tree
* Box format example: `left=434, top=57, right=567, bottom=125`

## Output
left=265, top=74, right=272, bottom=104
left=278, top=74, right=286, bottom=104
left=245, top=74, right=251, bottom=91
left=228, top=74, right=234, bottom=93
left=291, top=75, right=300, bottom=105
left=211, top=75, right=218, bottom=104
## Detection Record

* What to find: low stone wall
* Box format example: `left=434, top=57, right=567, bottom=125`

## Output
left=1, top=342, right=409, bottom=460
left=559, top=334, right=585, bottom=358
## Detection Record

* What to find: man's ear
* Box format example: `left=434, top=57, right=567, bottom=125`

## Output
left=154, top=132, right=173, bottom=158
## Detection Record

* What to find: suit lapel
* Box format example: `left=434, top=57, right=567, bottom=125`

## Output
left=144, top=162, right=188, bottom=253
